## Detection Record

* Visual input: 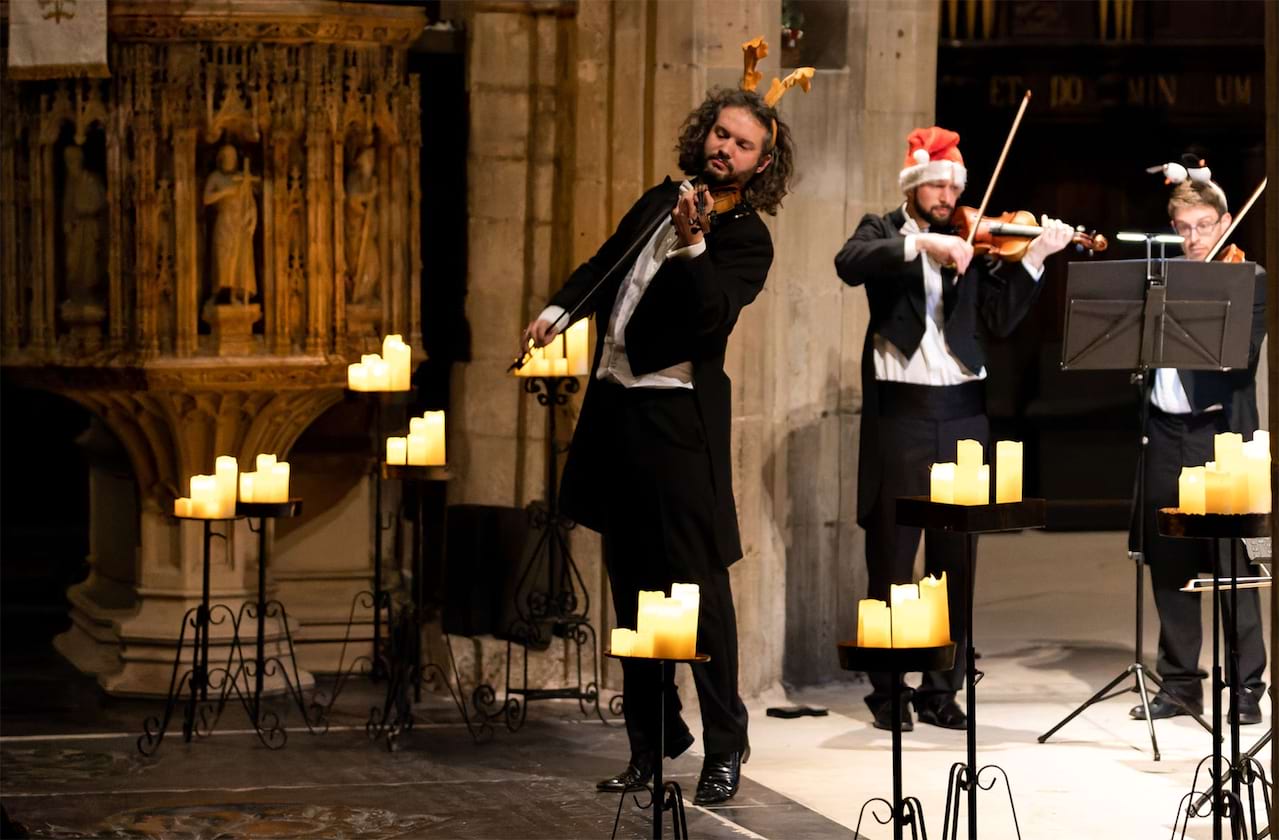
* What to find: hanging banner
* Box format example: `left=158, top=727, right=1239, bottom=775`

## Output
left=6, top=0, right=110, bottom=80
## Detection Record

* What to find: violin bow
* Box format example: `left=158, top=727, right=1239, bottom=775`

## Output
left=508, top=193, right=677, bottom=372
left=965, top=90, right=1032, bottom=248
left=1204, top=176, right=1267, bottom=262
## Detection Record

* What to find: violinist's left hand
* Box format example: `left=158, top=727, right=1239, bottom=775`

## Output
left=672, top=185, right=712, bottom=248
left=1022, top=215, right=1074, bottom=272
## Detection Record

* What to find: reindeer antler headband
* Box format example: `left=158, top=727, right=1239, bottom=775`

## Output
left=740, top=37, right=814, bottom=150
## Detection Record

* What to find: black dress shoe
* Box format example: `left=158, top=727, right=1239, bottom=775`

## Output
left=596, top=752, right=654, bottom=792
left=693, top=750, right=743, bottom=806
left=871, top=701, right=913, bottom=732
left=595, top=730, right=694, bottom=793
left=1230, top=694, right=1262, bottom=725
left=915, top=698, right=967, bottom=730
left=1128, top=692, right=1203, bottom=721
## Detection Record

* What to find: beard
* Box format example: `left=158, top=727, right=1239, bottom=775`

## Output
left=913, top=195, right=955, bottom=229
left=701, top=153, right=737, bottom=185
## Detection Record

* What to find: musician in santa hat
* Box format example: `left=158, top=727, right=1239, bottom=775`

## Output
left=834, top=127, right=1072, bottom=732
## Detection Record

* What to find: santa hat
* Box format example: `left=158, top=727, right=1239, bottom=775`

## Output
left=899, top=127, right=967, bottom=193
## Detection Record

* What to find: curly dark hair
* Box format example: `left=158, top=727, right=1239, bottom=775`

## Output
left=676, top=87, right=795, bottom=216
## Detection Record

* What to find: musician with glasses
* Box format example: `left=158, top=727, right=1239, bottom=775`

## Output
left=1129, top=173, right=1269, bottom=726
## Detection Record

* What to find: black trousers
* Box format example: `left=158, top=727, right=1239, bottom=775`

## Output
left=597, top=382, right=748, bottom=757
left=865, top=381, right=987, bottom=711
left=1142, top=408, right=1267, bottom=703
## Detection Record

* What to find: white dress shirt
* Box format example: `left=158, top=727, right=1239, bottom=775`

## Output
left=539, top=182, right=704, bottom=389
left=872, top=205, right=1045, bottom=385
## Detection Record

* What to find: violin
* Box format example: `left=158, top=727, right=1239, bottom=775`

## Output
left=691, top=182, right=748, bottom=233
left=952, top=206, right=1108, bottom=261
left=1213, top=242, right=1246, bottom=263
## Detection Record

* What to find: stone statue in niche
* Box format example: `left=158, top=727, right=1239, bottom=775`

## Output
left=344, top=147, right=380, bottom=304
left=61, top=144, right=107, bottom=307
left=203, top=144, right=259, bottom=305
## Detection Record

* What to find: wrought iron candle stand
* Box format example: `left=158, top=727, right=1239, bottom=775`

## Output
left=472, top=374, right=609, bottom=732
left=838, top=642, right=957, bottom=840
left=364, top=463, right=490, bottom=749
left=212, top=499, right=329, bottom=746
left=319, top=391, right=409, bottom=711
left=138, top=515, right=260, bottom=755
left=895, top=496, right=1045, bottom=840
left=1159, top=509, right=1273, bottom=840
left=605, top=650, right=707, bottom=840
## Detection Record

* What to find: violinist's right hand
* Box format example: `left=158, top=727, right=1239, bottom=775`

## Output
left=522, top=318, right=557, bottom=352
left=915, top=232, right=973, bottom=275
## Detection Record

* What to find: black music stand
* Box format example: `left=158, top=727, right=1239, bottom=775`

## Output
left=1038, top=254, right=1255, bottom=759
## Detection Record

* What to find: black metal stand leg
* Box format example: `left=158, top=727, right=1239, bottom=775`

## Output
left=472, top=375, right=613, bottom=733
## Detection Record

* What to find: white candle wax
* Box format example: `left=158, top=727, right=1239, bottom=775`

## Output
left=858, top=599, right=891, bottom=648
left=565, top=319, right=590, bottom=376
left=256, top=453, right=277, bottom=473
left=919, top=573, right=950, bottom=645
left=239, top=472, right=256, bottom=504
left=930, top=463, right=955, bottom=503
left=423, top=411, right=446, bottom=466
left=1178, top=466, right=1206, bottom=514
left=407, top=433, right=427, bottom=466
left=610, top=628, right=635, bottom=656
left=269, top=462, right=290, bottom=502
left=214, top=456, right=238, bottom=518
left=174, top=497, right=193, bottom=518
left=956, top=439, right=983, bottom=468
left=368, top=357, right=390, bottom=391
left=386, top=436, right=408, bottom=465
left=347, top=363, right=368, bottom=391
left=995, top=440, right=1022, bottom=503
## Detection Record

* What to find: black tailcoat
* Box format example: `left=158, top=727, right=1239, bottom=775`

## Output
left=834, top=207, right=1043, bottom=525
left=550, top=179, right=773, bottom=566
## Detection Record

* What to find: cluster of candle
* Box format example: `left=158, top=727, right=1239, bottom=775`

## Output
left=930, top=440, right=1023, bottom=505
left=173, top=454, right=291, bottom=518
left=236, top=454, right=292, bottom=504
left=610, top=584, right=700, bottom=659
left=347, top=334, right=413, bottom=391
left=1177, top=431, right=1271, bottom=515
left=857, top=574, right=951, bottom=648
left=385, top=411, right=446, bottom=466
left=515, top=320, right=590, bottom=378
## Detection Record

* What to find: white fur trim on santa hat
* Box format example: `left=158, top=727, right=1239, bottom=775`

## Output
left=899, top=159, right=968, bottom=193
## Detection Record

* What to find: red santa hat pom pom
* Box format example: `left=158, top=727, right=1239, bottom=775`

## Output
left=899, top=126, right=967, bottom=193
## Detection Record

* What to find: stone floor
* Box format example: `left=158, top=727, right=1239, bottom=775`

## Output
left=1, top=529, right=1273, bottom=839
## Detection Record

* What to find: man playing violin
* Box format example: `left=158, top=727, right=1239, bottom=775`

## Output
left=1129, top=173, right=1268, bottom=725
left=834, top=126, right=1073, bottom=732
left=520, top=84, right=796, bottom=805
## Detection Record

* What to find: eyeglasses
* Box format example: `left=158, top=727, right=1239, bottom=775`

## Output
left=1172, top=217, right=1221, bottom=238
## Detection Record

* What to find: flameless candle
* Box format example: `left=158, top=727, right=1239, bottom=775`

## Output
left=1205, top=467, right=1235, bottom=514
left=649, top=601, right=685, bottom=658
left=347, top=363, right=368, bottom=391
left=1178, top=466, right=1206, bottom=514
left=1243, top=438, right=1271, bottom=513
left=957, top=439, right=983, bottom=468
left=634, top=590, right=665, bottom=658
left=239, top=472, right=257, bottom=503
left=407, top=434, right=427, bottom=466
left=382, top=335, right=412, bottom=391
left=857, top=599, right=891, bottom=648
left=386, top=436, right=408, bottom=465
left=214, top=456, right=238, bottom=518
left=269, top=462, right=290, bottom=502
left=977, top=465, right=990, bottom=505
left=669, top=583, right=700, bottom=658
left=190, top=475, right=217, bottom=518
left=368, top=357, right=390, bottom=391
left=1215, top=432, right=1244, bottom=469
left=919, top=573, right=950, bottom=646
left=995, top=440, right=1023, bottom=503
left=174, top=497, right=193, bottom=518
left=611, top=628, right=636, bottom=656
left=892, top=598, right=932, bottom=647
left=256, top=453, right=277, bottom=473
left=543, top=334, right=564, bottom=362
left=930, top=463, right=955, bottom=503
left=566, top=320, right=589, bottom=376
left=422, top=411, right=446, bottom=466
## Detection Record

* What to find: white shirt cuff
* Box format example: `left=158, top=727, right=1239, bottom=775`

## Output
left=1020, top=259, right=1046, bottom=281
left=668, top=239, right=707, bottom=260
left=903, top=234, right=919, bottom=262
left=537, top=304, right=568, bottom=336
